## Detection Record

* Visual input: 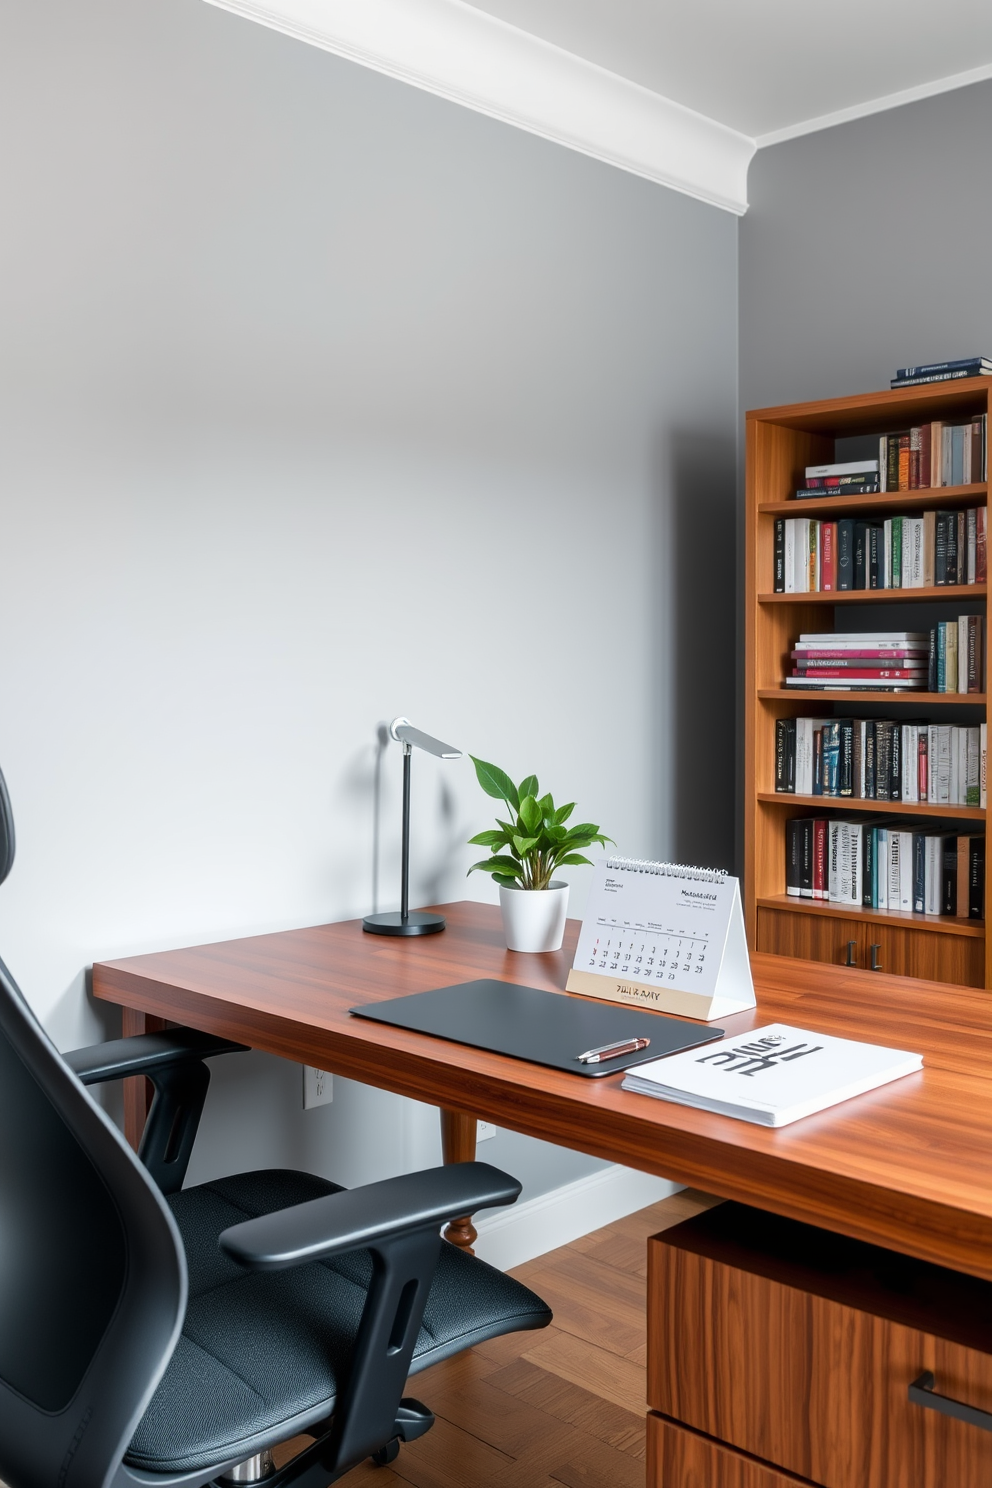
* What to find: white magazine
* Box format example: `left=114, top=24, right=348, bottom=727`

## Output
left=621, top=1022, right=922, bottom=1127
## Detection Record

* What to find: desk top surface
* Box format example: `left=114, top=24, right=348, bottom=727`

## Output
left=93, top=901, right=992, bottom=1281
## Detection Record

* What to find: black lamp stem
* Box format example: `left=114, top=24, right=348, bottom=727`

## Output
left=400, top=743, right=411, bottom=924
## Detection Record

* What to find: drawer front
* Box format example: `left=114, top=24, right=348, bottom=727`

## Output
left=649, top=1241, right=992, bottom=1488
left=648, top=1413, right=818, bottom=1487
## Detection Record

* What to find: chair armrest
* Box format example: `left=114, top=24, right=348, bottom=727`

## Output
left=65, top=1028, right=248, bottom=1084
left=220, top=1162, right=521, bottom=1271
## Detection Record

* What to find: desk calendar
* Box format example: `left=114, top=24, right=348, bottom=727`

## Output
left=566, top=857, right=756, bottom=1022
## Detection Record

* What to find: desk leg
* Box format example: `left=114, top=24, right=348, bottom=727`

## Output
left=122, top=1008, right=167, bottom=1151
left=440, top=1108, right=478, bottom=1253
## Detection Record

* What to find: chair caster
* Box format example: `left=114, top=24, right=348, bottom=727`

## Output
left=371, top=1439, right=400, bottom=1467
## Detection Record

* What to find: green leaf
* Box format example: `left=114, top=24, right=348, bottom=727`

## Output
left=544, top=823, right=568, bottom=842
left=470, top=756, right=519, bottom=810
left=553, top=852, right=594, bottom=867
left=518, top=774, right=539, bottom=801
left=563, top=822, right=600, bottom=840
left=493, top=872, right=522, bottom=887
left=554, top=802, right=575, bottom=825
left=467, top=829, right=509, bottom=848
left=467, top=855, right=524, bottom=876
left=518, top=794, right=541, bottom=833
left=537, top=792, right=555, bottom=817
left=512, top=835, right=540, bottom=856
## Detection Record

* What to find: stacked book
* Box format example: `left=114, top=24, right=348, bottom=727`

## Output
left=799, top=459, right=879, bottom=497
left=786, top=818, right=984, bottom=918
left=891, top=356, right=992, bottom=390
left=785, top=632, right=928, bottom=692
left=928, top=617, right=985, bottom=693
left=773, top=507, right=987, bottom=591
left=775, top=718, right=987, bottom=806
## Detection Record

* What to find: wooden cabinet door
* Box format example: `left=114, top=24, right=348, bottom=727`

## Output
left=864, top=924, right=984, bottom=987
left=649, top=1208, right=992, bottom=1488
left=648, top=1414, right=810, bottom=1488
left=756, top=906, right=863, bottom=969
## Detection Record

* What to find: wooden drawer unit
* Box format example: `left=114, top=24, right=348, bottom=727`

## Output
left=648, top=1202, right=992, bottom=1488
left=648, top=1414, right=816, bottom=1487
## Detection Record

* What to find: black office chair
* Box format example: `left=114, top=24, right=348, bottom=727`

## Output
left=0, top=764, right=551, bottom=1488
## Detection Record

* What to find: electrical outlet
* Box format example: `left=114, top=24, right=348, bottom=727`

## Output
left=477, top=1120, right=496, bottom=1142
left=303, top=1066, right=333, bottom=1109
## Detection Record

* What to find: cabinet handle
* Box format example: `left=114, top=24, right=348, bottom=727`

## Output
left=870, top=943, right=882, bottom=971
left=908, top=1371, right=992, bottom=1434
left=845, top=940, right=857, bottom=967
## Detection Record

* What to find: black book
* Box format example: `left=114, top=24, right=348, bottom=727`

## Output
left=889, top=723, right=901, bottom=801
left=775, top=718, right=795, bottom=792
left=912, top=832, right=926, bottom=913
left=838, top=719, right=854, bottom=797
left=774, top=517, right=785, bottom=593
left=946, top=510, right=960, bottom=585
left=864, top=721, right=876, bottom=798
left=942, top=837, right=958, bottom=916
left=875, top=723, right=891, bottom=800
left=928, top=628, right=938, bottom=693
left=836, top=518, right=855, bottom=590
left=800, top=819, right=814, bottom=899
left=854, top=521, right=869, bottom=590
left=812, top=729, right=823, bottom=796
left=794, top=481, right=881, bottom=498
left=867, top=523, right=882, bottom=588
left=935, top=513, right=949, bottom=585
left=970, top=838, right=985, bottom=919
left=785, top=819, right=803, bottom=896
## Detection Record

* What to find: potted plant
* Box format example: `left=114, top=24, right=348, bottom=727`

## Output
left=467, top=757, right=612, bottom=952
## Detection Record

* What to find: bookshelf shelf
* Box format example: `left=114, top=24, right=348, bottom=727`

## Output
left=756, top=793, right=984, bottom=820
left=745, top=381, right=990, bottom=989
left=759, top=584, right=985, bottom=605
left=758, top=483, right=986, bottom=519
left=755, top=893, right=984, bottom=939
left=757, top=690, right=986, bottom=705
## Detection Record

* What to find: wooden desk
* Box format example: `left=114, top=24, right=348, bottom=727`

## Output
left=93, top=900, right=992, bottom=1283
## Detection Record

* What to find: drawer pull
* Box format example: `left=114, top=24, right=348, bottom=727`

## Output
left=908, top=1371, right=992, bottom=1434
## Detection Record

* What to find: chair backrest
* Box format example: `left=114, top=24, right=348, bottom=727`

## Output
left=0, top=768, right=187, bottom=1488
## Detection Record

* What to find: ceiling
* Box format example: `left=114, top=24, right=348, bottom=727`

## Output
left=465, top=0, right=992, bottom=141
left=206, top=0, right=992, bottom=211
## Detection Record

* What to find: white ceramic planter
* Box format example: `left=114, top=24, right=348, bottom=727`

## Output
left=498, top=881, right=570, bottom=952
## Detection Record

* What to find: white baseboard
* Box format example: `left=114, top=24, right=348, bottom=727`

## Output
left=473, top=1163, right=680, bottom=1271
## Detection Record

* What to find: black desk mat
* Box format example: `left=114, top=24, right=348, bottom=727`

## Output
left=350, top=979, right=723, bottom=1077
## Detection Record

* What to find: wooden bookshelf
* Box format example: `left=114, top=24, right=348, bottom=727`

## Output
left=745, top=379, right=990, bottom=988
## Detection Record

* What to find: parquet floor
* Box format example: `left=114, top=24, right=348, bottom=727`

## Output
left=336, top=1188, right=719, bottom=1488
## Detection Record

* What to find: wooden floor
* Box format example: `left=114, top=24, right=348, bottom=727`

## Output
left=340, top=1188, right=718, bottom=1488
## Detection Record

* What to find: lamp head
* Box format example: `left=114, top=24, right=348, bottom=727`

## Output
left=389, top=717, right=462, bottom=760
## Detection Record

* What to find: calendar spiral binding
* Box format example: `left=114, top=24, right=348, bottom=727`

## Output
left=605, top=856, right=729, bottom=883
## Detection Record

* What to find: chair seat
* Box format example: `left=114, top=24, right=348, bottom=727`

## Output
left=126, top=1170, right=551, bottom=1475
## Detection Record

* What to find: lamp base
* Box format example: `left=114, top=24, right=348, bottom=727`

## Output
left=362, top=911, right=447, bottom=936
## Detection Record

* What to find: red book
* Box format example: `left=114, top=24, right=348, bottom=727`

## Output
left=820, top=522, right=836, bottom=590
left=978, top=506, right=987, bottom=584
left=813, top=819, right=827, bottom=900
left=791, top=668, right=926, bottom=679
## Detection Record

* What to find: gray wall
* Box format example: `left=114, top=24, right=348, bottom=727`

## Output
left=0, top=0, right=738, bottom=1204
left=741, top=80, right=992, bottom=412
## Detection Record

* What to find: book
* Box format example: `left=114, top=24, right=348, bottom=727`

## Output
left=805, top=460, right=879, bottom=478
left=895, top=357, right=992, bottom=379
left=621, top=1023, right=922, bottom=1128
left=892, top=369, right=992, bottom=387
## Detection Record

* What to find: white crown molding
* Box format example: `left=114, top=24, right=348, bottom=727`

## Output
left=203, top=0, right=754, bottom=214
left=756, top=61, right=992, bottom=148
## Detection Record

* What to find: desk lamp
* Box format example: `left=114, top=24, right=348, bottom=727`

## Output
left=363, top=717, right=462, bottom=936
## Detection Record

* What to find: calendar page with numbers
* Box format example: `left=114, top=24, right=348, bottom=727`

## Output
left=565, top=858, right=755, bottom=1023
